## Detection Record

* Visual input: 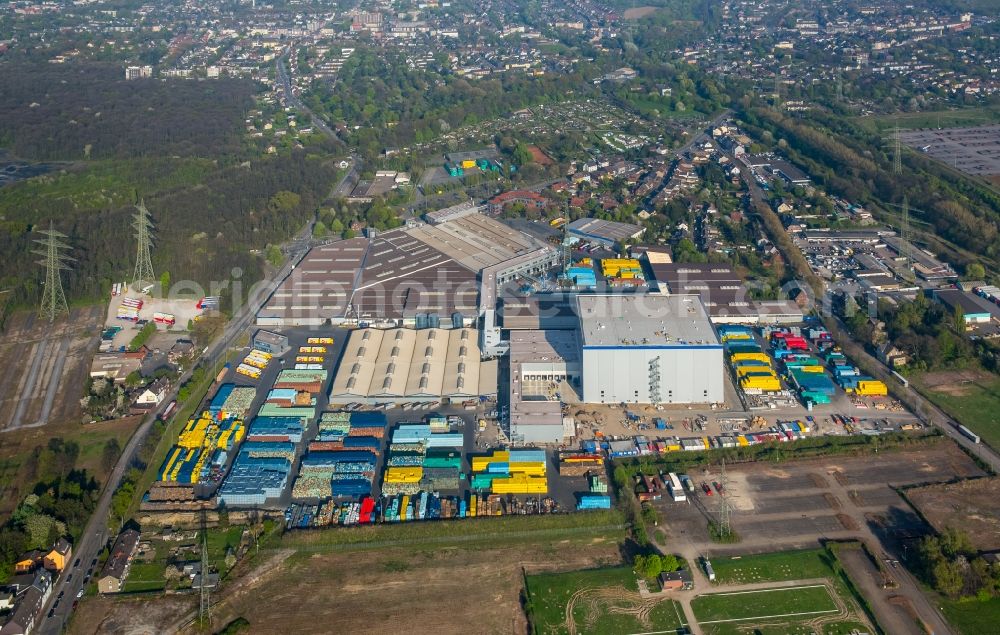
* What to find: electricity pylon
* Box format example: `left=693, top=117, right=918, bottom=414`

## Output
left=34, top=222, right=73, bottom=323
left=885, top=125, right=914, bottom=280
left=132, top=199, right=155, bottom=290
left=716, top=459, right=732, bottom=539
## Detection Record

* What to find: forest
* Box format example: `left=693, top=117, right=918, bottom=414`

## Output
left=0, top=151, right=336, bottom=311
left=0, top=64, right=255, bottom=160
left=0, top=63, right=338, bottom=311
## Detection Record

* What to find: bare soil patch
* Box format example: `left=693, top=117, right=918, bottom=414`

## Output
left=623, top=6, right=658, bottom=19
left=907, top=477, right=1000, bottom=551
left=918, top=368, right=993, bottom=396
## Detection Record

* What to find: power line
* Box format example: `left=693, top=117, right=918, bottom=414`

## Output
left=199, top=509, right=212, bottom=627
left=34, top=222, right=74, bottom=323
left=132, top=199, right=156, bottom=290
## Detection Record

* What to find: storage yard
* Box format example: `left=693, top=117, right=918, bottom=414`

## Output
left=102, top=290, right=205, bottom=352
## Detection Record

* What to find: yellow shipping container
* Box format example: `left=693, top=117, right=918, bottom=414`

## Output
left=384, top=467, right=423, bottom=483
left=741, top=376, right=782, bottom=392
left=721, top=333, right=752, bottom=342
left=600, top=258, right=642, bottom=278
left=736, top=366, right=776, bottom=378
left=730, top=352, right=771, bottom=365
left=856, top=380, right=888, bottom=396
left=737, top=435, right=749, bottom=447
left=798, top=365, right=825, bottom=374
left=471, top=451, right=510, bottom=471
left=492, top=475, right=548, bottom=494
left=461, top=159, right=477, bottom=169
left=507, top=462, right=546, bottom=476
left=702, top=437, right=711, bottom=449
left=665, top=444, right=681, bottom=452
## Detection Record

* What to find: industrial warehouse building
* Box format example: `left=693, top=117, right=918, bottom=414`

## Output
left=256, top=212, right=557, bottom=334
left=508, top=329, right=580, bottom=444
left=329, top=327, right=498, bottom=404
left=577, top=294, right=724, bottom=404
left=566, top=217, right=645, bottom=248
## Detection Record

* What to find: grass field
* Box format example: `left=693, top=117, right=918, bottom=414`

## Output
left=856, top=106, right=1000, bottom=132
left=914, top=370, right=1000, bottom=448
left=942, top=596, right=1000, bottom=634
left=693, top=585, right=837, bottom=623
left=122, top=562, right=167, bottom=593
left=525, top=566, right=686, bottom=635
left=698, top=548, right=876, bottom=635
left=710, top=548, right=834, bottom=585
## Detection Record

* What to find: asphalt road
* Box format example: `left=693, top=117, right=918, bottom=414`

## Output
left=36, top=224, right=314, bottom=635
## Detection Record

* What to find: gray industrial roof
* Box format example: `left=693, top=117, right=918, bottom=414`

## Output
left=576, top=294, right=719, bottom=348
left=567, top=217, right=644, bottom=243
left=258, top=213, right=546, bottom=324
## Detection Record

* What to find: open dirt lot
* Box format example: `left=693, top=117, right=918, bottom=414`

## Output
left=0, top=306, right=102, bottom=431
left=656, top=440, right=983, bottom=550
left=918, top=368, right=994, bottom=396
left=837, top=546, right=923, bottom=635
left=906, top=477, right=1000, bottom=552
left=69, top=595, right=192, bottom=635
left=623, top=6, right=659, bottom=19
left=71, top=534, right=625, bottom=635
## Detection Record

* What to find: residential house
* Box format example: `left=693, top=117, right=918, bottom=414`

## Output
left=0, top=570, right=51, bottom=635
left=131, top=377, right=169, bottom=413
left=12, top=552, right=43, bottom=575
left=878, top=343, right=908, bottom=369
left=43, top=538, right=71, bottom=573
left=97, top=529, right=141, bottom=594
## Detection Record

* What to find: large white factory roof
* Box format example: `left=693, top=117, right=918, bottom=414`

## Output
left=576, top=294, right=719, bottom=348
left=330, top=327, right=494, bottom=400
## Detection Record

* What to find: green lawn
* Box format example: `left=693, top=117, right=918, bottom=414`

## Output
left=914, top=372, right=1000, bottom=449
left=122, top=561, right=166, bottom=592
left=709, top=548, right=834, bottom=585
left=693, top=585, right=838, bottom=623
left=942, top=596, right=1000, bottom=635
left=697, top=547, right=878, bottom=635
left=525, top=566, right=686, bottom=635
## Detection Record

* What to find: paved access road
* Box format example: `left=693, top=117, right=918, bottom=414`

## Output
left=36, top=224, right=314, bottom=635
